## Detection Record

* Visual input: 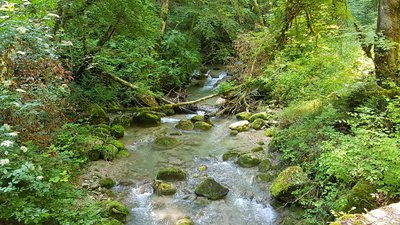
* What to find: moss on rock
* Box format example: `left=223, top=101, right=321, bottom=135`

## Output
left=190, top=115, right=205, bottom=123
left=89, top=104, right=110, bottom=125
left=258, top=159, right=271, bottom=172
left=342, top=180, right=377, bottom=213
left=222, top=150, right=242, bottom=161
left=195, top=178, right=229, bottom=200
left=111, top=114, right=132, bottom=127
left=249, top=112, right=269, bottom=122
left=194, top=121, right=212, bottom=131
left=109, top=139, right=126, bottom=151
left=101, top=200, right=129, bottom=222
left=237, top=154, right=261, bottom=168
left=153, top=180, right=176, bottom=196
left=229, top=121, right=250, bottom=132
left=100, top=144, right=119, bottom=161
left=176, top=120, right=194, bottom=131
left=132, top=112, right=161, bottom=127
left=156, top=167, right=187, bottom=181
left=251, top=146, right=264, bottom=152
left=153, top=136, right=180, bottom=149
left=235, top=112, right=252, bottom=121
left=270, top=166, right=309, bottom=201
left=111, top=125, right=124, bottom=139
left=99, top=178, right=116, bottom=189
left=251, top=118, right=265, bottom=130
left=175, top=217, right=195, bottom=225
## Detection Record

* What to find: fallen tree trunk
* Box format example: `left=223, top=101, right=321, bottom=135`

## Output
left=106, top=93, right=220, bottom=112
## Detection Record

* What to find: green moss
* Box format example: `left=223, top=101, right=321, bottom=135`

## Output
left=88, top=148, right=101, bottom=161
left=194, top=121, right=212, bottom=131
left=195, top=178, right=229, bottom=200
left=237, top=154, right=261, bottom=168
left=99, top=178, right=116, bottom=189
left=176, top=120, right=194, bottom=131
left=111, top=125, right=124, bottom=139
left=251, top=146, right=264, bottom=152
left=132, top=112, right=161, bottom=127
left=270, top=166, right=308, bottom=201
left=235, top=112, right=252, bottom=121
left=258, top=159, right=271, bottom=172
left=222, top=150, right=242, bottom=161
left=176, top=217, right=195, bottom=225
left=101, top=200, right=129, bottom=221
left=111, top=114, right=132, bottom=127
left=249, top=112, right=269, bottom=122
left=230, top=130, right=239, bottom=136
left=116, top=150, right=130, bottom=158
left=342, top=180, right=377, bottom=213
left=251, top=118, right=265, bottom=130
left=89, top=104, right=110, bottom=125
left=153, top=136, right=180, bottom=149
left=265, top=127, right=277, bottom=137
left=100, top=144, right=119, bottom=161
left=156, top=167, right=187, bottom=181
left=190, top=115, right=205, bottom=123
left=93, top=125, right=111, bottom=138
left=109, top=139, right=126, bottom=151
left=153, top=180, right=176, bottom=196
left=97, top=218, right=124, bottom=225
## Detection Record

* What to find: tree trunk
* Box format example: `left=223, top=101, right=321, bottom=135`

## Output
left=160, top=0, right=169, bottom=38
left=375, top=0, right=400, bottom=86
left=252, top=0, right=265, bottom=27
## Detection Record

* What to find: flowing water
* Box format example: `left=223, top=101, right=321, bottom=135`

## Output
left=91, top=68, right=279, bottom=225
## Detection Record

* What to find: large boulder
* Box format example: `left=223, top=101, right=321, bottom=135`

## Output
left=156, top=167, right=187, bottom=181
left=176, top=120, right=194, bottom=131
left=341, top=180, right=377, bottom=213
left=194, top=121, right=212, bottom=131
left=132, top=112, right=161, bottom=126
left=101, top=200, right=129, bottom=222
left=237, top=154, right=261, bottom=168
left=270, top=166, right=309, bottom=201
left=236, top=112, right=252, bottom=121
left=89, top=104, right=110, bottom=125
left=153, top=180, right=176, bottom=196
left=153, top=136, right=180, bottom=149
left=195, top=178, right=229, bottom=200
left=229, top=120, right=250, bottom=132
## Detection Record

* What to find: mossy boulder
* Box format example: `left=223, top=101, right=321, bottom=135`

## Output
left=249, top=112, right=269, bottom=122
left=235, top=112, right=252, bottom=121
left=222, top=150, right=242, bottom=161
left=270, top=166, right=309, bottom=201
left=153, top=180, right=176, bottom=196
left=258, top=159, right=271, bottom=172
left=111, top=125, right=124, bottom=139
left=175, top=217, right=195, bottom=225
left=156, top=167, right=186, bottom=181
left=88, top=148, right=102, bottom=161
left=111, top=114, right=132, bottom=127
left=116, top=149, right=130, bottom=158
left=342, top=180, right=377, bottom=213
left=82, top=136, right=104, bottom=160
left=229, top=120, right=250, bottom=132
left=101, top=200, right=129, bottom=222
left=251, top=118, right=265, bottom=130
left=93, top=125, right=111, bottom=138
left=190, top=115, right=205, bottom=123
left=251, top=146, right=264, bottom=152
left=100, top=144, right=119, bottom=161
left=98, top=219, right=124, bottom=225
left=237, top=154, right=261, bottom=168
left=153, top=136, right=180, bottom=149
left=109, top=139, right=126, bottom=151
left=195, top=178, right=229, bottom=200
left=99, top=178, right=116, bottom=189
left=194, top=121, right=212, bottom=131
left=89, top=104, right=110, bottom=125
left=265, top=127, right=277, bottom=137
left=176, top=120, right=194, bottom=131
left=132, top=112, right=161, bottom=127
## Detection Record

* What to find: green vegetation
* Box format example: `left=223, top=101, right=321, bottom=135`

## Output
left=1, top=0, right=399, bottom=224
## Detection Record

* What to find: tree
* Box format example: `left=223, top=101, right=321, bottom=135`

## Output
left=374, top=0, right=400, bottom=86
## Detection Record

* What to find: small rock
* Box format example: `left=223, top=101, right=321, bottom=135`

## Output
left=99, top=178, right=116, bottom=189
left=153, top=180, right=177, bottom=196
left=198, top=165, right=207, bottom=172
left=194, top=121, right=212, bottom=131
left=222, top=150, right=242, bottom=161
left=195, top=178, right=229, bottom=200
left=215, top=98, right=227, bottom=105
left=111, top=125, right=125, bottom=139
left=237, top=154, right=261, bottom=168
left=190, top=115, right=205, bottom=123
left=176, top=217, right=195, bottom=225
left=258, top=159, right=271, bottom=172
left=132, top=112, right=161, bottom=127
left=176, top=120, right=194, bottom=131
left=249, top=112, right=269, bottom=122
left=229, top=120, right=250, bottom=132
left=235, top=112, right=252, bottom=121
left=251, top=118, right=265, bottom=130
left=230, top=130, right=239, bottom=136
left=156, top=167, right=187, bottom=181
left=251, top=146, right=264, bottom=152
left=153, top=136, right=180, bottom=149
left=270, top=166, right=309, bottom=201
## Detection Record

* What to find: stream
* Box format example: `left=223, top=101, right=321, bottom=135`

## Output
left=86, top=67, right=279, bottom=225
